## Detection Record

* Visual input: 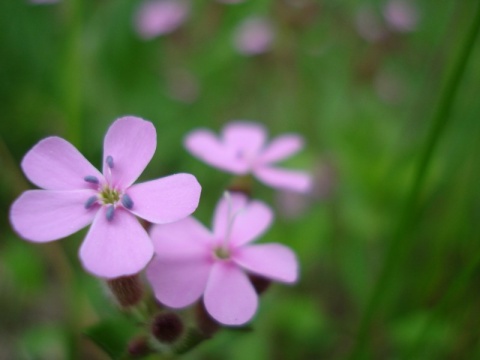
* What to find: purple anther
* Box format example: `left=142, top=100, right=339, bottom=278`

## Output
left=121, top=194, right=134, bottom=209
left=106, top=205, right=115, bottom=221
left=85, top=196, right=97, bottom=209
left=106, top=155, right=114, bottom=169
left=84, top=175, right=99, bottom=184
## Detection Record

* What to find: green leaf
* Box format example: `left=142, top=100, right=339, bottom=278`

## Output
left=83, top=316, right=139, bottom=360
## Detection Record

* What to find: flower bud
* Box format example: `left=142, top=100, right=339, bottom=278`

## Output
left=107, top=275, right=143, bottom=308
left=127, top=336, right=151, bottom=357
left=151, top=312, right=184, bottom=344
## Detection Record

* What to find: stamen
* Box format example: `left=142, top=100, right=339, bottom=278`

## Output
left=121, top=194, right=134, bottom=209
left=106, top=205, right=115, bottom=221
left=106, top=155, right=114, bottom=169
left=84, top=175, right=99, bottom=184
left=222, top=191, right=245, bottom=249
left=85, top=196, right=98, bottom=209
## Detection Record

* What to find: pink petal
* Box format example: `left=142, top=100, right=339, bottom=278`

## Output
left=135, top=0, right=190, bottom=39
left=233, top=243, right=298, bottom=283
left=150, top=217, right=214, bottom=256
left=147, top=256, right=212, bottom=309
left=9, top=189, right=97, bottom=242
left=127, top=173, right=201, bottom=224
left=79, top=208, right=154, bottom=278
left=102, top=116, right=156, bottom=188
left=184, top=129, right=248, bottom=173
left=21, top=137, right=103, bottom=190
left=259, top=134, right=304, bottom=164
left=213, top=193, right=273, bottom=247
left=254, top=167, right=312, bottom=193
left=383, top=0, right=418, bottom=33
left=222, top=121, right=267, bottom=158
left=204, top=262, right=258, bottom=325
left=233, top=17, right=274, bottom=56
left=146, top=217, right=213, bottom=307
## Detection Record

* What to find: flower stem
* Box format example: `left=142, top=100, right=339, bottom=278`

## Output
left=407, top=249, right=480, bottom=357
left=350, top=4, right=480, bottom=358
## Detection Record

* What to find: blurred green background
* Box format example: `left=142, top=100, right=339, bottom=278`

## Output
left=1, top=0, right=480, bottom=359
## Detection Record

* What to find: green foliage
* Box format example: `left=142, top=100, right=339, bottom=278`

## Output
left=84, top=316, right=139, bottom=360
left=1, top=0, right=480, bottom=359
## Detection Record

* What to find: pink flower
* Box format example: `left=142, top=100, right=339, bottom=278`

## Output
left=29, top=0, right=59, bottom=4
left=217, top=0, right=244, bottom=4
left=184, top=121, right=312, bottom=193
left=146, top=192, right=298, bottom=325
left=383, top=0, right=418, bottom=33
left=135, top=0, right=190, bottom=39
left=10, top=116, right=201, bottom=279
left=233, top=17, right=274, bottom=56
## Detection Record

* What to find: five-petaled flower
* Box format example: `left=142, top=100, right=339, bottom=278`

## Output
left=10, top=116, right=201, bottom=279
left=184, top=121, right=312, bottom=193
left=146, top=192, right=298, bottom=325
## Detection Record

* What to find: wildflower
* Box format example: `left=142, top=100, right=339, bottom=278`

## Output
left=216, top=0, right=245, bottom=4
left=135, top=0, right=190, bottom=39
left=233, top=17, right=274, bottom=56
left=185, top=121, right=312, bottom=193
left=29, top=0, right=59, bottom=4
left=10, top=116, right=201, bottom=278
left=383, top=0, right=418, bottom=33
left=146, top=192, right=298, bottom=325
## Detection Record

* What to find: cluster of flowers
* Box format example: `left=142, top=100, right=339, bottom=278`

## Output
left=355, top=0, right=419, bottom=43
left=10, top=116, right=311, bottom=351
left=134, top=0, right=274, bottom=56
left=31, top=0, right=274, bottom=56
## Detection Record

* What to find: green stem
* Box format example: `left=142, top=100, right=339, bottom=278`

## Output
left=350, top=4, right=480, bottom=358
left=408, top=250, right=480, bottom=357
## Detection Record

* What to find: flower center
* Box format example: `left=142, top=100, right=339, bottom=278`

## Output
left=214, top=246, right=230, bottom=260
left=100, top=186, right=121, bottom=205
left=82, top=156, right=134, bottom=222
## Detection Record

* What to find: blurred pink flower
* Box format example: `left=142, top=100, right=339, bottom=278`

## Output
left=10, top=116, right=201, bottom=279
left=383, top=0, right=418, bottom=33
left=217, top=0, right=244, bottom=3
left=185, top=121, right=312, bottom=193
left=29, top=0, right=59, bottom=4
left=135, top=0, right=189, bottom=39
left=146, top=192, right=298, bottom=325
left=233, top=17, right=274, bottom=55
left=276, top=160, right=337, bottom=219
